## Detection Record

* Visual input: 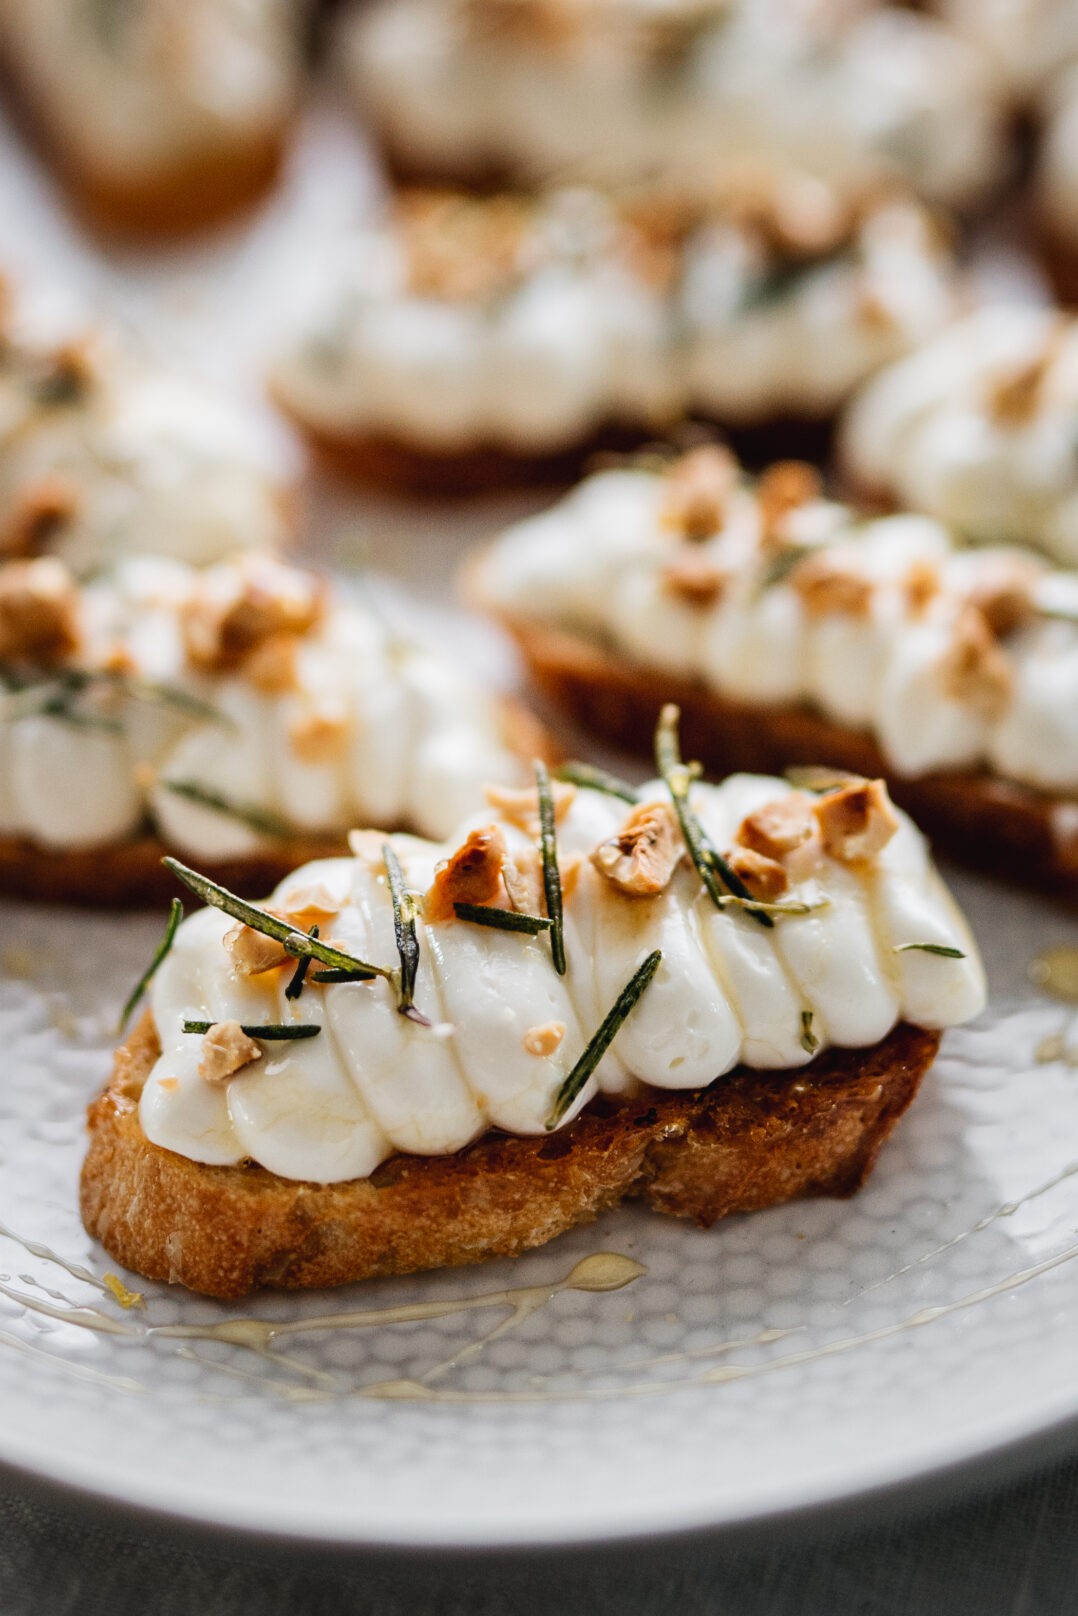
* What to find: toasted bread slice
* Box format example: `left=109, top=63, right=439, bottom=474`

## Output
left=0, top=696, right=553, bottom=908
left=492, top=611, right=1078, bottom=905
left=80, top=1012, right=938, bottom=1298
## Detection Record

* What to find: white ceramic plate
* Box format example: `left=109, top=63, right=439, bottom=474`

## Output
left=1, top=93, right=1077, bottom=1555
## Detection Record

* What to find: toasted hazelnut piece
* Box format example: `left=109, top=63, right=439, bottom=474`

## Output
left=738, top=794, right=817, bottom=862
left=591, top=801, right=682, bottom=896
left=426, top=825, right=508, bottom=923
left=985, top=334, right=1063, bottom=426
left=560, top=852, right=584, bottom=904
left=181, top=557, right=324, bottom=674
left=287, top=707, right=348, bottom=764
left=0, top=556, right=80, bottom=664
left=813, top=779, right=899, bottom=863
left=661, top=550, right=729, bottom=606
left=727, top=169, right=853, bottom=258
left=964, top=557, right=1041, bottom=639
left=485, top=779, right=575, bottom=837
left=939, top=606, right=1013, bottom=719
left=399, top=189, right=529, bottom=302
left=789, top=557, right=874, bottom=618
left=278, top=883, right=343, bottom=924
left=1, top=477, right=79, bottom=559
left=244, top=632, right=300, bottom=694
left=224, top=923, right=288, bottom=976
left=757, top=461, right=823, bottom=543
left=855, top=283, right=896, bottom=331
left=523, top=1021, right=566, bottom=1057
left=503, top=847, right=545, bottom=914
left=727, top=846, right=789, bottom=902
left=904, top=559, right=941, bottom=615
left=198, top=1020, right=262, bottom=1085
left=659, top=446, right=737, bottom=540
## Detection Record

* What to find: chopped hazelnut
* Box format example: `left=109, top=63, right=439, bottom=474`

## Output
left=1, top=477, right=79, bottom=559
left=287, top=707, right=348, bottom=764
left=485, top=779, right=575, bottom=837
left=591, top=801, right=682, bottom=896
left=426, top=825, right=508, bottom=923
left=813, top=778, right=899, bottom=863
left=399, top=189, right=529, bottom=302
left=223, top=923, right=288, bottom=976
left=939, top=606, right=1013, bottom=719
left=523, top=1021, right=566, bottom=1057
left=659, top=446, right=737, bottom=540
left=503, top=847, right=544, bottom=914
left=560, top=852, right=584, bottom=904
left=198, top=1020, right=262, bottom=1085
left=181, top=557, right=324, bottom=674
left=727, top=846, right=789, bottom=902
left=964, top=557, right=1040, bottom=639
left=244, top=632, right=300, bottom=694
left=757, top=461, right=823, bottom=546
left=0, top=556, right=80, bottom=665
left=789, top=557, right=874, bottom=618
left=726, top=169, right=853, bottom=258
left=904, top=559, right=941, bottom=615
left=855, top=283, right=896, bottom=331
left=737, top=794, right=817, bottom=862
left=661, top=550, right=729, bottom=606
left=277, top=882, right=343, bottom=924
left=985, top=334, right=1063, bottom=426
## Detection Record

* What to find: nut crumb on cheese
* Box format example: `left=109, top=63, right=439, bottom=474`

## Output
left=198, top=1021, right=262, bottom=1085
left=591, top=800, right=683, bottom=895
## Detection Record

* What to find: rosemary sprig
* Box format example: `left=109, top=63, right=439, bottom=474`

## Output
left=759, top=544, right=813, bottom=591
left=453, top=903, right=553, bottom=935
left=163, top=858, right=394, bottom=986
left=535, top=759, right=567, bottom=975
left=654, top=704, right=772, bottom=929
left=118, top=897, right=182, bottom=1033
left=310, top=967, right=377, bottom=984
left=737, top=248, right=848, bottom=315
left=893, top=942, right=967, bottom=959
left=284, top=924, right=319, bottom=1000
left=553, top=762, right=639, bottom=804
left=715, top=894, right=830, bottom=918
left=800, top=1010, right=819, bottom=1054
left=546, top=950, right=662, bottom=1130
left=0, top=669, right=229, bottom=728
left=160, top=780, right=296, bottom=841
left=383, top=842, right=427, bottom=1024
left=183, top=1020, right=320, bottom=1040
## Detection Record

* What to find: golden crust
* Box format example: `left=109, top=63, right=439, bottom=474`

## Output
left=484, top=607, right=1078, bottom=904
left=80, top=1012, right=938, bottom=1298
left=0, top=697, right=556, bottom=908
left=0, top=48, right=289, bottom=238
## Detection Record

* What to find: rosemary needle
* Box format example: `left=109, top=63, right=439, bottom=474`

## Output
left=893, top=942, right=966, bottom=959
left=453, top=903, right=553, bottom=935
left=118, top=897, right=183, bottom=1033
left=800, top=1010, right=819, bottom=1054
left=383, top=842, right=428, bottom=1024
left=183, top=1020, right=320, bottom=1040
left=160, top=780, right=295, bottom=840
left=535, top=759, right=567, bottom=975
left=553, top=762, right=639, bottom=804
left=547, top=950, right=662, bottom=1130
left=284, top=924, right=319, bottom=1000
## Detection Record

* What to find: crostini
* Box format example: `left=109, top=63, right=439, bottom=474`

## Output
left=82, top=721, right=984, bottom=1295
left=472, top=446, right=1078, bottom=899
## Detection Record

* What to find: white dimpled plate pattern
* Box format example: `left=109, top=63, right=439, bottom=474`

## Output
left=0, top=865, right=1076, bottom=1549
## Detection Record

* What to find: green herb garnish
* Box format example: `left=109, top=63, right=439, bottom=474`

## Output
left=182, top=1020, right=320, bottom=1041
left=0, top=669, right=229, bottom=730
left=118, top=897, right=182, bottom=1033
left=715, top=894, right=830, bottom=918
left=285, top=924, right=319, bottom=1000
left=737, top=249, right=848, bottom=315
left=759, top=544, right=813, bottom=592
left=160, top=780, right=296, bottom=840
left=893, top=942, right=967, bottom=959
left=310, top=967, right=377, bottom=984
left=655, top=704, right=772, bottom=928
left=553, top=762, right=639, bottom=804
left=800, top=1010, right=819, bottom=1054
left=453, top=903, right=553, bottom=934
left=546, top=950, right=662, bottom=1130
left=163, top=858, right=393, bottom=986
left=383, top=842, right=427, bottom=1024
left=535, top=759, right=567, bottom=975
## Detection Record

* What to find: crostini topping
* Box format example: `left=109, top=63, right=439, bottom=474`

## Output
left=661, top=550, right=729, bottom=606
left=939, top=606, right=1013, bottom=719
left=197, top=1020, right=262, bottom=1085
left=813, top=778, right=899, bottom=863
left=485, top=778, right=576, bottom=835
left=591, top=800, right=683, bottom=895
left=659, top=446, right=737, bottom=540
left=1, top=478, right=80, bottom=559
left=0, top=557, right=80, bottom=665
left=181, top=557, right=324, bottom=673
left=224, top=923, right=290, bottom=977
left=425, top=826, right=508, bottom=923
left=756, top=461, right=823, bottom=545
left=727, top=846, right=790, bottom=902
left=964, top=557, right=1040, bottom=639
left=789, top=555, right=874, bottom=618
left=399, top=190, right=531, bottom=302
left=523, top=1020, right=566, bottom=1057
left=737, top=795, right=817, bottom=862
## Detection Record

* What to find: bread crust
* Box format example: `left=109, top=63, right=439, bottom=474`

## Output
left=0, top=697, right=555, bottom=907
left=0, top=48, right=288, bottom=238
left=486, top=608, right=1078, bottom=904
left=80, top=1012, right=939, bottom=1298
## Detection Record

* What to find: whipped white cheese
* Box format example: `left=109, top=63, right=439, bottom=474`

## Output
left=0, top=555, right=523, bottom=857
left=0, top=0, right=303, bottom=181
left=937, top=0, right=1078, bottom=99
left=477, top=455, right=1078, bottom=793
left=0, top=328, right=292, bottom=574
left=140, top=777, right=985, bottom=1181
left=842, top=307, right=1078, bottom=567
left=342, top=0, right=1005, bottom=208
left=273, top=187, right=957, bottom=453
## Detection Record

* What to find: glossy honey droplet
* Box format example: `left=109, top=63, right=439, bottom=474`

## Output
left=1029, top=946, right=1078, bottom=1004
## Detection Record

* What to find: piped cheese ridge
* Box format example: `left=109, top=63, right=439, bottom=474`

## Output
left=141, top=778, right=985, bottom=1182
left=0, top=557, right=523, bottom=857
left=0, top=0, right=302, bottom=180
left=478, top=463, right=1078, bottom=792
left=274, top=188, right=956, bottom=453
left=842, top=307, right=1078, bottom=567
left=342, top=0, right=1005, bottom=209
